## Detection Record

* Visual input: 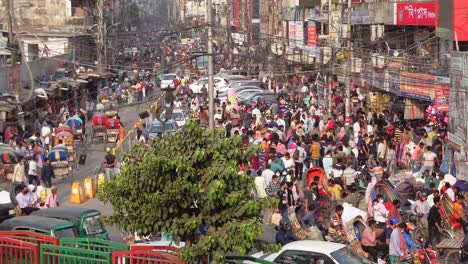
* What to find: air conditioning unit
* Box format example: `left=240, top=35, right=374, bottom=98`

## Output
left=351, top=57, right=362, bottom=73
left=371, top=53, right=379, bottom=67
left=370, top=24, right=385, bottom=41
left=376, top=55, right=385, bottom=68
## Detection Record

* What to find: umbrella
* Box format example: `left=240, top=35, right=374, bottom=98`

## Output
left=68, top=116, right=83, bottom=124
left=66, top=118, right=82, bottom=130
left=55, top=126, right=73, bottom=135
left=55, top=130, right=73, bottom=138
left=0, top=145, right=18, bottom=164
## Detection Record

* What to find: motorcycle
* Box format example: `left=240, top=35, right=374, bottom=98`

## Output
left=407, top=237, right=441, bottom=264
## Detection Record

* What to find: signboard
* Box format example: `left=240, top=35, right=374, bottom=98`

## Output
left=395, top=2, right=437, bottom=26
left=454, top=0, right=468, bottom=41
left=288, top=21, right=296, bottom=47
left=294, top=21, right=304, bottom=46
left=399, top=72, right=436, bottom=101
left=329, top=11, right=342, bottom=48
left=343, top=10, right=372, bottom=25
left=387, top=71, right=400, bottom=95
left=307, top=21, right=317, bottom=47
left=449, top=52, right=468, bottom=147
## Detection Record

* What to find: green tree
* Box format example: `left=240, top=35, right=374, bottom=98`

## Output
left=98, top=121, right=274, bottom=262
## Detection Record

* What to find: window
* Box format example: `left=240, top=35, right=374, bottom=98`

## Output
left=274, top=250, right=309, bottom=264
left=309, top=253, right=334, bottom=264
left=28, top=44, right=39, bottom=61
left=83, top=215, right=104, bottom=235
left=54, top=227, right=77, bottom=238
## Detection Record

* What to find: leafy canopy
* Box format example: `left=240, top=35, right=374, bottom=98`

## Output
left=98, top=121, right=272, bottom=261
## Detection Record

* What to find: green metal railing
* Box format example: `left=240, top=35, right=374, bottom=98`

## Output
left=59, top=238, right=128, bottom=252
left=39, top=244, right=111, bottom=264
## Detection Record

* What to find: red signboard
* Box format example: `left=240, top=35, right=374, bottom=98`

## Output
left=307, top=22, right=316, bottom=47
left=396, top=2, right=437, bottom=26
left=454, top=0, right=468, bottom=41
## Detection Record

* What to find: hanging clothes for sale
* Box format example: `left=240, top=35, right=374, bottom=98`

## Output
left=404, top=99, right=424, bottom=120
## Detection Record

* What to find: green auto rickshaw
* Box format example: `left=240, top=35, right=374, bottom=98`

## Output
left=32, top=207, right=108, bottom=239
left=0, top=215, right=77, bottom=238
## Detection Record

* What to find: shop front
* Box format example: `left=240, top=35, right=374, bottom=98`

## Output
left=399, top=72, right=449, bottom=120
left=363, top=68, right=400, bottom=114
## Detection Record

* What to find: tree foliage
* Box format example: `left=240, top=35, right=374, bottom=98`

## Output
left=98, top=121, right=273, bottom=262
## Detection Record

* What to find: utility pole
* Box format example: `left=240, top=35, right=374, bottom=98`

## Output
left=6, top=0, right=19, bottom=102
left=207, top=0, right=215, bottom=130
left=345, top=0, right=352, bottom=134
left=97, top=0, right=105, bottom=73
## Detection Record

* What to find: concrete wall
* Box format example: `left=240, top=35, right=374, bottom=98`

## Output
left=0, top=0, right=88, bottom=31
left=0, top=55, right=68, bottom=93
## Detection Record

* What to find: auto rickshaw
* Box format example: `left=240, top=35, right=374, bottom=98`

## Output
left=105, top=117, right=120, bottom=143
left=48, top=146, right=70, bottom=178
left=0, top=215, right=77, bottom=238
left=31, top=207, right=108, bottom=239
left=92, top=113, right=108, bottom=142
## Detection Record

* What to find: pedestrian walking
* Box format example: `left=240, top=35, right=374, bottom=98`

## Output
left=45, top=186, right=59, bottom=208
left=41, top=159, right=55, bottom=188
left=104, top=148, right=116, bottom=181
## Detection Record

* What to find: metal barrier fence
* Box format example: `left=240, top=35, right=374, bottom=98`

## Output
left=0, top=231, right=59, bottom=246
left=0, top=237, right=40, bottom=264
left=113, top=92, right=165, bottom=160
left=112, top=250, right=185, bottom=264
left=59, top=238, right=129, bottom=252
left=40, top=244, right=111, bottom=264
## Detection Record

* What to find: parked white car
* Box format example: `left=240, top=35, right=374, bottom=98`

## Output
left=159, top=109, right=188, bottom=128
left=161, top=73, right=178, bottom=88
left=251, top=241, right=371, bottom=264
left=189, top=77, right=229, bottom=94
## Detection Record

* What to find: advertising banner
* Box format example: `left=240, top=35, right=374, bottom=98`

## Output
left=395, top=2, right=437, bottom=26
left=454, top=0, right=468, bottom=41
left=288, top=21, right=296, bottom=47
left=399, top=72, right=436, bottom=101
left=308, top=21, right=317, bottom=47
left=294, top=21, right=304, bottom=47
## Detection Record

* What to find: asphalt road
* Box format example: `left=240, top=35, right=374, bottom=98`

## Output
left=55, top=96, right=158, bottom=243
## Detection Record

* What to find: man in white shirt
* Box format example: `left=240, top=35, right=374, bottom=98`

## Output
left=40, top=122, right=52, bottom=149
left=413, top=194, right=430, bottom=224
left=27, top=158, right=39, bottom=185
left=252, top=107, right=262, bottom=120
left=214, top=109, right=223, bottom=123
left=416, top=146, right=438, bottom=177
left=261, top=164, right=274, bottom=186
left=372, top=196, right=388, bottom=226
left=274, top=115, right=286, bottom=129
left=353, top=120, right=361, bottom=141
left=294, top=141, right=308, bottom=180
left=15, top=184, right=38, bottom=215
